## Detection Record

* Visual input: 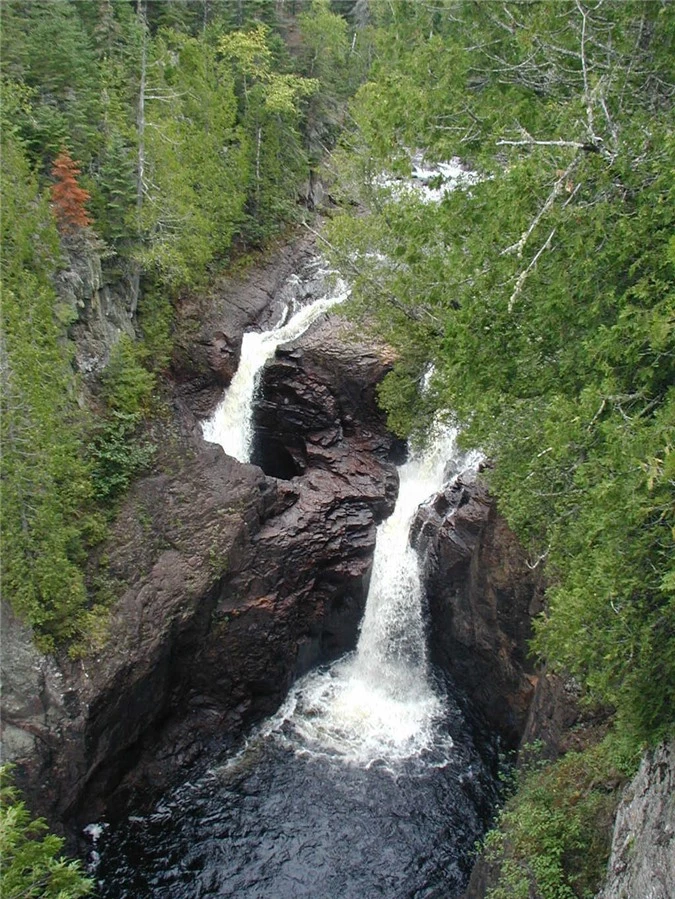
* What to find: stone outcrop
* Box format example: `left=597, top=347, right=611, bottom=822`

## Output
left=253, top=314, right=405, bottom=481
left=171, top=232, right=318, bottom=418
left=55, top=237, right=137, bottom=375
left=597, top=739, right=675, bottom=899
left=412, top=472, right=544, bottom=747
left=1, top=298, right=398, bottom=837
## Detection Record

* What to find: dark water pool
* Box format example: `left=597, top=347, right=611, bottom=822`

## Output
left=93, top=672, right=498, bottom=899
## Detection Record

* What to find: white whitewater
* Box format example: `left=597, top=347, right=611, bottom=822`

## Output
left=267, top=424, right=481, bottom=766
left=201, top=265, right=349, bottom=462
left=375, top=152, right=479, bottom=204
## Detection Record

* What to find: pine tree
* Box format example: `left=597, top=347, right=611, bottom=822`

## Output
left=49, top=151, right=92, bottom=233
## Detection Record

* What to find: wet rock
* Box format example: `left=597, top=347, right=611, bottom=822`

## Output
left=2, top=446, right=275, bottom=826
left=2, top=299, right=399, bottom=836
left=171, top=233, right=317, bottom=418
left=597, top=739, right=675, bottom=899
left=413, top=473, right=544, bottom=747
left=253, top=313, right=404, bottom=481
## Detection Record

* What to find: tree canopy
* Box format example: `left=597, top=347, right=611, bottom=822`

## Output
left=327, top=0, right=674, bottom=746
left=0, top=0, right=357, bottom=646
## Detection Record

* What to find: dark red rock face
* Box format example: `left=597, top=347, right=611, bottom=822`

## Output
left=252, top=315, right=405, bottom=481
left=1, top=300, right=400, bottom=835
left=413, top=474, right=544, bottom=748
left=170, top=233, right=317, bottom=419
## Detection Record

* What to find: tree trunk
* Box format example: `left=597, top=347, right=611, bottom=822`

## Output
left=131, top=0, right=148, bottom=317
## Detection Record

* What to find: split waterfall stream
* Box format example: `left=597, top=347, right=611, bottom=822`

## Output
left=94, top=258, right=499, bottom=897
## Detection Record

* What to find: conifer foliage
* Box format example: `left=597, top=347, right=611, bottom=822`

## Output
left=328, top=0, right=675, bottom=748
left=49, top=151, right=92, bottom=234
left=0, top=0, right=359, bottom=648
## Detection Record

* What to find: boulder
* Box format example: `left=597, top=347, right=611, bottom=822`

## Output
left=253, top=313, right=404, bottom=480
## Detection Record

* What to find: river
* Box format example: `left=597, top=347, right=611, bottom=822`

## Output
left=92, top=259, right=499, bottom=898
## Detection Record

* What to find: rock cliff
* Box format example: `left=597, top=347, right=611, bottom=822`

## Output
left=54, top=237, right=137, bottom=375
left=597, top=739, right=675, bottom=899
left=171, top=233, right=318, bottom=418
left=416, top=473, right=674, bottom=899
left=412, top=472, right=544, bottom=747
left=1, top=240, right=399, bottom=835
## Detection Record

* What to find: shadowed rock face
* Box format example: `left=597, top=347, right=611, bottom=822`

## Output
left=412, top=473, right=544, bottom=748
left=252, top=315, right=406, bottom=481
left=171, top=233, right=318, bottom=419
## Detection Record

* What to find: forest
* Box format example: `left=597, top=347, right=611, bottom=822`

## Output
left=1, top=2, right=673, bottom=897
left=2, top=0, right=360, bottom=645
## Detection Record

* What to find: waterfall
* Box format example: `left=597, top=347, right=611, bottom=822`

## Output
left=201, top=250, right=481, bottom=765
left=267, top=423, right=481, bottom=766
left=201, top=264, right=349, bottom=462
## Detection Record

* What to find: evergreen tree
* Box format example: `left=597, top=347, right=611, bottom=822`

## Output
left=0, top=0, right=103, bottom=165
left=1, top=124, right=101, bottom=646
left=328, top=0, right=675, bottom=745
left=138, top=24, right=248, bottom=285
left=0, top=767, right=93, bottom=898
left=297, top=0, right=350, bottom=161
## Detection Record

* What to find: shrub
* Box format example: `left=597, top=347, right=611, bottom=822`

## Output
left=88, top=410, right=156, bottom=502
left=484, top=735, right=639, bottom=899
left=100, top=334, right=156, bottom=417
left=0, top=766, right=93, bottom=898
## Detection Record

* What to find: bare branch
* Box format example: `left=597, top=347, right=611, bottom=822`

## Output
left=501, top=159, right=579, bottom=258
left=526, top=548, right=549, bottom=570
left=496, top=137, right=601, bottom=153
left=576, top=0, right=598, bottom=142
left=507, top=228, right=556, bottom=313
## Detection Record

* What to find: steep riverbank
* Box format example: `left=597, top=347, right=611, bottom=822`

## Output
left=2, top=236, right=402, bottom=832
left=2, top=232, right=672, bottom=898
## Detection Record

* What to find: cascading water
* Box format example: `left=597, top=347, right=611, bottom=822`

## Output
left=93, top=231, right=497, bottom=898
left=201, top=262, right=349, bottom=462
left=93, top=424, right=497, bottom=899
left=266, top=424, right=481, bottom=765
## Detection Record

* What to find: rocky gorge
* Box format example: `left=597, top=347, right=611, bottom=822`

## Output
left=2, top=233, right=673, bottom=897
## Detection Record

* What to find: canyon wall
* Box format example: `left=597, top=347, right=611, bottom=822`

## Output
left=1, top=240, right=399, bottom=833
left=3, top=236, right=671, bottom=899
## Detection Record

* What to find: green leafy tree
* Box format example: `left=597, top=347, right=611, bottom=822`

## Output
left=219, top=23, right=318, bottom=243
left=0, top=767, right=93, bottom=898
left=328, top=0, right=675, bottom=744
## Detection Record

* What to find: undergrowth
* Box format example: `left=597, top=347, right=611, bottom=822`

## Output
left=483, top=733, right=641, bottom=899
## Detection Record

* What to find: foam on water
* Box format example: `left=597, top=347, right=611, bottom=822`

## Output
left=264, top=423, right=481, bottom=767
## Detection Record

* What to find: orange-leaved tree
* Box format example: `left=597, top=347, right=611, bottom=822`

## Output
left=50, top=151, right=92, bottom=233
